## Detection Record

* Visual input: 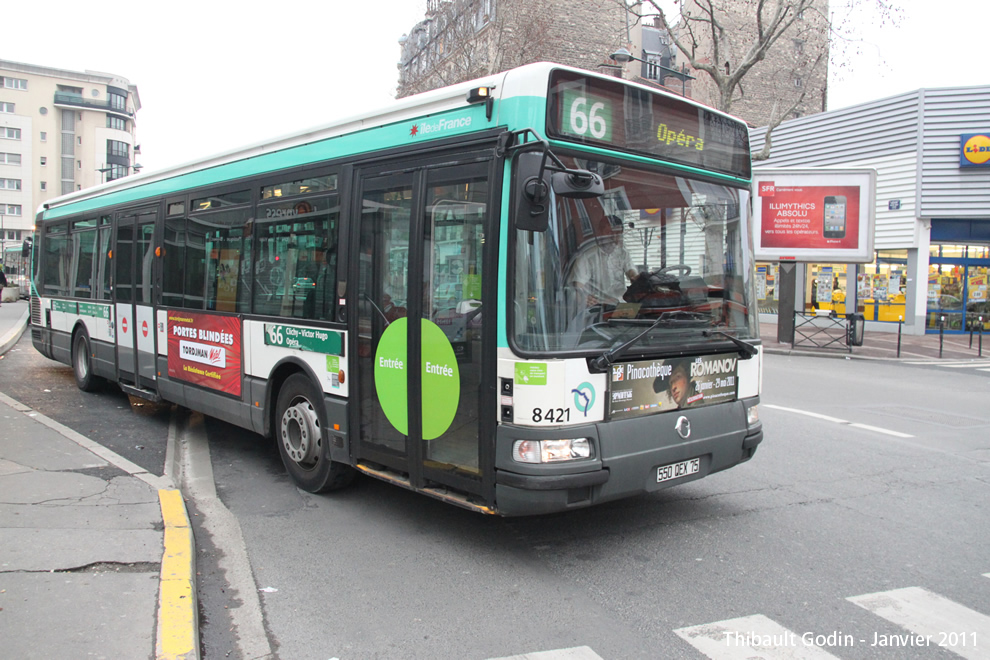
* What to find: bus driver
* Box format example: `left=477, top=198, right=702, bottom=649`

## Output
left=570, top=215, right=640, bottom=308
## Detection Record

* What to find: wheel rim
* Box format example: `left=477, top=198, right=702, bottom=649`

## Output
left=280, top=397, right=321, bottom=469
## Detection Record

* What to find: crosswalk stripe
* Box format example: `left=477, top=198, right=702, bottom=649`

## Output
left=848, top=587, right=990, bottom=660
left=675, top=614, right=841, bottom=659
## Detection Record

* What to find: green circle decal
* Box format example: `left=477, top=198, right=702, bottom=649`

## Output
left=374, top=318, right=460, bottom=439
left=374, top=318, right=409, bottom=435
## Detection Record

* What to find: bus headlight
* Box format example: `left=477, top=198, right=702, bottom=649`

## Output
left=512, top=438, right=592, bottom=464
left=746, top=404, right=759, bottom=427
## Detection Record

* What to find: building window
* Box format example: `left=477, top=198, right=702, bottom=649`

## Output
left=0, top=153, right=21, bottom=165
left=107, top=115, right=127, bottom=131
left=106, top=163, right=129, bottom=181
left=1, top=77, right=28, bottom=90
left=793, top=39, right=805, bottom=54
left=41, top=181, right=47, bottom=191
left=77, top=136, right=82, bottom=145
left=1, top=178, right=22, bottom=190
left=0, top=102, right=13, bottom=113
left=40, top=132, right=46, bottom=141
left=2, top=204, right=22, bottom=216
left=794, top=77, right=803, bottom=88
left=40, top=156, right=46, bottom=166
left=1, top=127, right=21, bottom=140
left=107, top=140, right=129, bottom=158
left=109, top=92, right=126, bottom=111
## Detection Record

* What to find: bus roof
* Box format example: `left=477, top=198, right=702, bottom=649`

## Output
left=40, top=62, right=749, bottom=218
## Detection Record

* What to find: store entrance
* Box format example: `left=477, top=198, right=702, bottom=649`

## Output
left=927, top=244, right=990, bottom=333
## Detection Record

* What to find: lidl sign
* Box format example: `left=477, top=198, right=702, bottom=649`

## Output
left=960, top=133, right=990, bottom=168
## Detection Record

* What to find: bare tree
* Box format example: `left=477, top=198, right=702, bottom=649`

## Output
left=624, top=0, right=901, bottom=160
left=397, top=0, right=556, bottom=98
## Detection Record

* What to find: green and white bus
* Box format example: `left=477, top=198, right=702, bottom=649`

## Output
left=31, top=62, right=763, bottom=515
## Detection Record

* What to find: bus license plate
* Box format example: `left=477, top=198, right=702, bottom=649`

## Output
left=657, top=458, right=700, bottom=483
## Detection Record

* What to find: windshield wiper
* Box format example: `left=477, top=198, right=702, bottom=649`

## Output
left=702, top=329, right=758, bottom=360
left=590, top=312, right=709, bottom=370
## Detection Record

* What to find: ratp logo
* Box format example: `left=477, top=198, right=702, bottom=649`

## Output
left=571, top=382, right=596, bottom=417
left=961, top=134, right=990, bottom=167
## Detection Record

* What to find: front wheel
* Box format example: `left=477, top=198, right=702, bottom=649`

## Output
left=72, top=331, right=102, bottom=392
left=275, top=373, right=355, bottom=493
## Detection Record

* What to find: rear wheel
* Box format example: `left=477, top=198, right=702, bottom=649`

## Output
left=275, top=373, right=354, bottom=492
left=72, top=331, right=102, bottom=392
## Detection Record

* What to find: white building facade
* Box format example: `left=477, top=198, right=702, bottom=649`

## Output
left=1, top=59, right=141, bottom=260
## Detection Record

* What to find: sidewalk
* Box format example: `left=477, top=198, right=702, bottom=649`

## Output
left=0, top=299, right=198, bottom=660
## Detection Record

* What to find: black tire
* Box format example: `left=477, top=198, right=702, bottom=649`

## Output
left=274, top=373, right=355, bottom=493
left=72, top=331, right=102, bottom=392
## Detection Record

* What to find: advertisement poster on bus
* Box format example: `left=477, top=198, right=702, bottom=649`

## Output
left=167, top=311, right=242, bottom=396
left=752, top=168, right=876, bottom=263
left=608, top=354, right=738, bottom=421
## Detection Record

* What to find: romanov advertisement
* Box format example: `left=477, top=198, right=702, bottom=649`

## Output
left=167, top=311, right=242, bottom=396
left=609, top=354, right=738, bottom=420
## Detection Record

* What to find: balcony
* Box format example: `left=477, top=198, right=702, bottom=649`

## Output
left=53, top=92, right=134, bottom=118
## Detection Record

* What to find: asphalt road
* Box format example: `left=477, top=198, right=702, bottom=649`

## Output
left=5, top=335, right=989, bottom=659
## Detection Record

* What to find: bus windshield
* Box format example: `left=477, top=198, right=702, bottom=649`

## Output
left=512, top=155, right=758, bottom=354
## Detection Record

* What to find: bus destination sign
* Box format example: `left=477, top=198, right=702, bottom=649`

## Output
left=547, top=69, right=751, bottom=180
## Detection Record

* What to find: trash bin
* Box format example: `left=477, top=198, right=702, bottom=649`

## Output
left=846, top=313, right=865, bottom=347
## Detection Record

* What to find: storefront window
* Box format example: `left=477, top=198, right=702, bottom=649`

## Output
left=755, top=262, right=778, bottom=313
left=927, top=243, right=990, bottom=332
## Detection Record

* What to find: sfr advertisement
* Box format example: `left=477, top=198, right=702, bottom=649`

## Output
left=167, top=311, right=242, bottom=396
left=760, top=186, right=860, bottom=250
left=752, top=168, right=876, bottom=263
left=609, top=354, right=738, bottom=421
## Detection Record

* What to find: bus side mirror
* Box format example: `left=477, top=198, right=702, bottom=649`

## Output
left=513, top=151, right=552, bottom=232
left=512, top=151, right=604, bottom=232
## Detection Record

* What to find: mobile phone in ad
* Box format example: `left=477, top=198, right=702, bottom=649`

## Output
left=823, top=195, right=847, bottom=239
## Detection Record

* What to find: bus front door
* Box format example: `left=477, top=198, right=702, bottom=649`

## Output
left=114, top=208, right=158, bottom=390
left=355, top=160, right=491, bottom=501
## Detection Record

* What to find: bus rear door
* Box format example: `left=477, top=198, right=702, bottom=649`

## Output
left=113, top=207, right=158, bottom=390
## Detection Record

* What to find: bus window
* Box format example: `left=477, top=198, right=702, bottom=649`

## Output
left=255, top=195, right=339, bottom=320
left=71, top=229, right=97, bottom=298
left=42, top=224, right=71, bottom=297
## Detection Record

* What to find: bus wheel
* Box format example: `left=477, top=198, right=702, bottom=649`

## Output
left=72, top=331, right=102, bottom=392
left=275, top=373, right=354, bottom=493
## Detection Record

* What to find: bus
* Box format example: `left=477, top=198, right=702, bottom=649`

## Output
left=3, top=242, right=31, bottom=295
left=30, top=62, right=763, bottom=516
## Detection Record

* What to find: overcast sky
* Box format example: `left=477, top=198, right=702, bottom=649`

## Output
left=3, top=0, right=987, bottom=172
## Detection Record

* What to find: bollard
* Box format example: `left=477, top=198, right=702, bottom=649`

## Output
left=981, top=316, right=984, bottom=358
left=939, top=315, right=945, bottom=359
left=897, top=315, right=903, bottom=358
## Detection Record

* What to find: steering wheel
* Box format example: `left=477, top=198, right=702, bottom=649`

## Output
left=654, top=264, right=692, bottom=277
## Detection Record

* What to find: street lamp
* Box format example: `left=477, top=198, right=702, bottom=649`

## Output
left=610, top=47, right=695, bottom=97
left=98, top=163, right=144, bottom=183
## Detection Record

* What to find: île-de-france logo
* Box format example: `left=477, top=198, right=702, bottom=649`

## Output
left=410, top=124, right=419, bottom=137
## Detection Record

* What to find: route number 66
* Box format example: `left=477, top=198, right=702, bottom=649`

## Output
left=266, top=324, right=284, bottom=346
left=569, top=96, right=609, bottom=140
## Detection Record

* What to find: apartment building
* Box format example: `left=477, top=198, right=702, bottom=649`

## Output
left=0, top=59, right=141, bottom=255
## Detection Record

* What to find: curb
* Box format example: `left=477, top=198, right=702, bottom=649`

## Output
left=0, top=306, right=29, bottom=355
left=157, top=489, right=200, bottom=660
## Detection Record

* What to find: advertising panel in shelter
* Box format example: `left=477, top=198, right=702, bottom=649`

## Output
left=752, top=168, right=876, bottom=263
left=167, top=311, right=242, bottom=396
